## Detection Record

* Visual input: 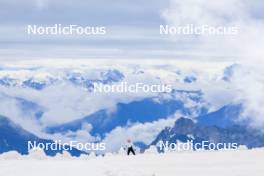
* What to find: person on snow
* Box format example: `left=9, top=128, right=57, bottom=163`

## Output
left=126, top=139, right=136, bottom=155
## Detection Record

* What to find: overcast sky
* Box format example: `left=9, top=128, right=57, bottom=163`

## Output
left=1, top=0, right=264, bottom=143
left=0, top=0, right=263, bottom=61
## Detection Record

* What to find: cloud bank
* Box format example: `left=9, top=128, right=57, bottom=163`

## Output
left=161, top=0, right=264, bottom=128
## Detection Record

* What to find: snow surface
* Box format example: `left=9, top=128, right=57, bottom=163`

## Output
left=0, top=149, right=263, bottom=176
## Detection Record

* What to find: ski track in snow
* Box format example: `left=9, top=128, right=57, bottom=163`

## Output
left=1, top=149, right=264, bottom=176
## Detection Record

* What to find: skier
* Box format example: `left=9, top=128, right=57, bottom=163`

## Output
left=126, top=139, right=136, bottom=155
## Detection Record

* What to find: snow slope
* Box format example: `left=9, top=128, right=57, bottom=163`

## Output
left=1, top=149, right=264, bottom=176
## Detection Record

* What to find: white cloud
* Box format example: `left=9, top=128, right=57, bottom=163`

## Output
left=161, top=0, right=264, bottom=127
left=229, top=66, right=264, bottom=128
left=161, top=0, right=264, bottom=61
left=102, top=115, right=181, bottom=152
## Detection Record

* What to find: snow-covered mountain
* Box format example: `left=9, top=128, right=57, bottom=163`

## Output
left=0, top=60, right=262, bottom=154
left=46, top=90, right=208, bottom=137
left=151, top=115, right=264, bottom=151
left=0, top=115, right=83, bottom=156
left=0, top=68, right=124, bottom=90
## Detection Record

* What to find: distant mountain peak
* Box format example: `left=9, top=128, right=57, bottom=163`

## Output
left=150, top=116, right=264, bottom=151
left=0, top=115, right=84, bottom=156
